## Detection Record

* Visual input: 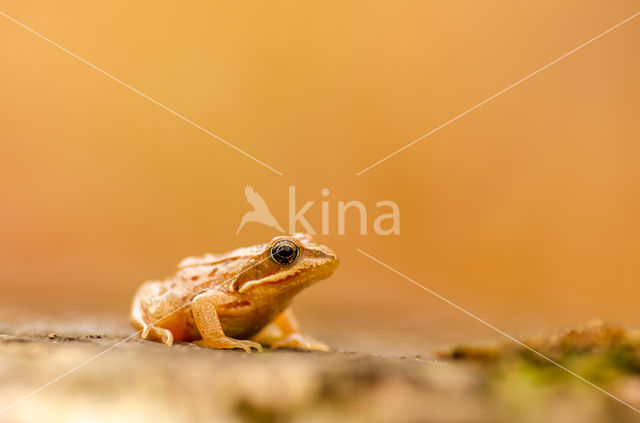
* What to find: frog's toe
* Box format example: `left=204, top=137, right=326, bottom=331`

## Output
left=272, top=334, right=329, bottom=351
left=159, top=329, right=174, bottom=346
left=194, top=337, right=263, bottom=353
left=241, top=339, right=264, bottom=353
left=140, top=325, right=174, bottom=346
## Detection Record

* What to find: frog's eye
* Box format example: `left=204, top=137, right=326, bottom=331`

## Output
left=270, top=240, right=299, bottom=265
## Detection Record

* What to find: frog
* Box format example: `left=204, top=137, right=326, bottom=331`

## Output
left=130, top=233, right=338, bottom=352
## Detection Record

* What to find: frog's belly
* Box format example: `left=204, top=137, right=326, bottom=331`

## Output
left=218, top=310, right=276, bottom=339
left=158, top=310, right=200, bottom=342
left=170, top=306, right=277, bottom=341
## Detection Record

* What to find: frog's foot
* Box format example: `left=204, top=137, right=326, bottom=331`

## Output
left=194, top=336, right=263, bottom=353
left=140, top=324, right=174, bottom=346
left=271, top=333, right=330, bottom=351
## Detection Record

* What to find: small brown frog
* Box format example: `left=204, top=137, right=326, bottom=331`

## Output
left=130, top=234, right=338, bottom=352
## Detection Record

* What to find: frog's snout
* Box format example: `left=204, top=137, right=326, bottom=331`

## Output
left=318, top=246, right=339, bottom=271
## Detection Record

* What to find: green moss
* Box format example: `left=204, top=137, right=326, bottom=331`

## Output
left=438, top=321, right=640, bottom=385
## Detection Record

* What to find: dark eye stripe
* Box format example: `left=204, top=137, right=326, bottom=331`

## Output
left=271, top=240, right=299, bottom=265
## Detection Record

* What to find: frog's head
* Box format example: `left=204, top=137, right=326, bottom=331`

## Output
left=233, top=233, right=338, bottom=298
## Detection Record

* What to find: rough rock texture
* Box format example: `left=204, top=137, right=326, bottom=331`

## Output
left=1, top=322, right=640, bottom=423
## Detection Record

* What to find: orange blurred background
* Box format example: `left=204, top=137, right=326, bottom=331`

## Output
left=1, top=1, right=639, bottom=354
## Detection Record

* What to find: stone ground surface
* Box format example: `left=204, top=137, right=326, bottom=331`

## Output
left=2, top=321, right=640, bottom=423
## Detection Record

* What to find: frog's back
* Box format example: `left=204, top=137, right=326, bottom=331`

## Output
left=173, top=247, right=267, bottom=297
left=170, top=263, right=230, bottom=302
left=177, top=244, right=266, bottom=269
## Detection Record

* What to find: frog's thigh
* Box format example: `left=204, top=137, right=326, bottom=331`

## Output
left=133, top=281, right=177, bottom=346
left=252, top=308, right=329, bottom=351
left=145, top=287, right=183, bottom=320
left=191, top=291, right=263, bottom=353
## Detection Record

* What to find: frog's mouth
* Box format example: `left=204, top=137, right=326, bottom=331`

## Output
left=236, top=260, right=337, bottom=294
left=237, top=271, right=301, bottom=294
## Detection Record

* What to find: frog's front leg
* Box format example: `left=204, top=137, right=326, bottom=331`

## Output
left=191, top=291, right=263, bottom=353
left=253, top=308, right=329, bottom=351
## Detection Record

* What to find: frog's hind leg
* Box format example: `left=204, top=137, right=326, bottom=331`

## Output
left=130, top=281, right=176, bottom=346
left=252, top=308, right=329, bottom=351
